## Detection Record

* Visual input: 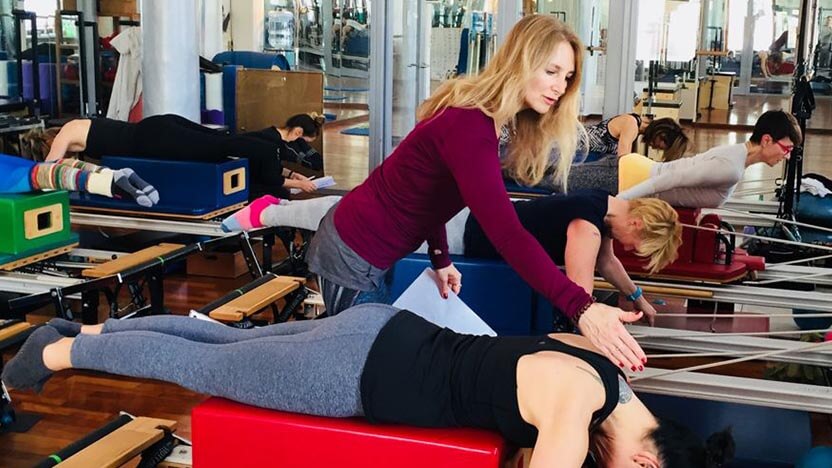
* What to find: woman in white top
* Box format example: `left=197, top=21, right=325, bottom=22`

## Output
left=570, top=110, right=801, bottom=207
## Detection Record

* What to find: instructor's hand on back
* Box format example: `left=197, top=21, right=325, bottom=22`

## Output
left=577, top=303, right=647, bottom=372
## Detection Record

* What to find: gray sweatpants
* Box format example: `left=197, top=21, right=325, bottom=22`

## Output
left=70, top=303, right=400, bottom=417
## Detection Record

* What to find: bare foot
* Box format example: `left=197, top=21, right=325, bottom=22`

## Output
left=80, top=324, right=104, bottom=335
left=43, top=337, right=74, bottom=371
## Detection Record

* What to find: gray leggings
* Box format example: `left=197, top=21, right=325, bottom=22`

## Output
left=70, top=304, right=400, bottom=417
left=566, top=156, right=619, bottom=194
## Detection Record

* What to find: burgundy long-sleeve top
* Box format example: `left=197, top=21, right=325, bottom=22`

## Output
left=333, top=107, right=592, bottom=318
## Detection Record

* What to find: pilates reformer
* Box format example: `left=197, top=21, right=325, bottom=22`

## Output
left=0, top=245, right=207, bottom=410
left=192, top=272, right=308, bottom=327
left=604, top=214, right=832, bottom=351
left=0, top=239, right=309, bottom=437
left=0, top=230, right=282, bottom=323
left=621, top=310, right=831, bottom=465
left=30, top=412, right=189, bottom=467
left=69, top=211, right=307, bottom=276
left=597, top=209, right=832, bottom=464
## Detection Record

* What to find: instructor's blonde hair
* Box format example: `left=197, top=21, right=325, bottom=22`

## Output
left=417, top=14, right=585, bottom=189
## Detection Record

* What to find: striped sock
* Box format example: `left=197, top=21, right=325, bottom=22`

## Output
left=221, top=195, right=281, bottom=232
left=58, top=158, right=102, bottom=172
left=30, top=162, right=85, bottom=191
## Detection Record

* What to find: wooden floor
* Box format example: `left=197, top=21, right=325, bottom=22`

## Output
left=3, top=95, right=832, bottom=465
left=696, top=94, right=832, bottom=131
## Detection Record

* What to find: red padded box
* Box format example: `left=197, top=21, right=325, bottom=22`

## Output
left=192, top=398, right=507, bottom=468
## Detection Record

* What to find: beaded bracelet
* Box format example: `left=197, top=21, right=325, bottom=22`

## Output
left=571, top=297, right=596, bottom=327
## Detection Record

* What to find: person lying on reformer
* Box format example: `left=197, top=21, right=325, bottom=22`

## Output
left=291, top=15, right=649, bottom=372
left=565, top=110, right=801, bottom=208
left=0, top=154, right=158, bottom=207
left=221, top=190, right=682, bottom=326
left=578, top=114, right=689, bottom=160
left=27, top=112, right=325, bottom=200
left=3, top=303, right=734, bottom=468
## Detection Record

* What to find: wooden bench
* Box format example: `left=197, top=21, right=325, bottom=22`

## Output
left=82, top=243, right=185, bottom=279
left=55, top=417, right=177, bottom=468
left=209, top=276, right=305, bottom=322
left=0, top=321, right=33, bottom=343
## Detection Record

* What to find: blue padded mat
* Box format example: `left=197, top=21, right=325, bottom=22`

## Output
left=340, top=124, right=369, bottom=136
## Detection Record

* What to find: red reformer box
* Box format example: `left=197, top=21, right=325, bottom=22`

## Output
left=192, top=398, right=508, bottom=467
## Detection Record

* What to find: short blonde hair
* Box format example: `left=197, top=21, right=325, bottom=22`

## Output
left=630, top=198, right=682, bottom=273
left=417, top=14, right=585, bottom=189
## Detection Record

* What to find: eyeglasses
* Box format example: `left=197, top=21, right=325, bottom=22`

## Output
left=775, top=140, right=794, bottom=155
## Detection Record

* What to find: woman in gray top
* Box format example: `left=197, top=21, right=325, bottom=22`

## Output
left=569, top=110, right=801, bottom=206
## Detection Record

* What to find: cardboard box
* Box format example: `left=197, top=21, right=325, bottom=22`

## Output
left=186, top=241, right=263, bottom=278
left=64, top=0, right=139, bottom=19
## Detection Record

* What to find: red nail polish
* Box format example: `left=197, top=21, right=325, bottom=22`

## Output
left=619, top=362, right=624, bottom=367
left=642, top=358, right=647, bottom=364
left=638, top=366, right=644, bottom=371
left=631, top=366, right=637, bottom=371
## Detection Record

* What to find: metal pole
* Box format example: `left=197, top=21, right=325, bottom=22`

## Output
left=77, top=0, right=97, bottom=116
left=368, top=0, right=392, bottom=168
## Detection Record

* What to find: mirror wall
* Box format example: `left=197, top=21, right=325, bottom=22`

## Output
left=525, top=0, right=831, bottom=132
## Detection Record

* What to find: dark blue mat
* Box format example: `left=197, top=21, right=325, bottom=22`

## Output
left=340, top=125, right=369, bottom=136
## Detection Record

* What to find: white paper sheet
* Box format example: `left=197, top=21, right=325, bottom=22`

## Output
left=290, top=176, right=336, bottom=194
left=392, top=268, right=497, bottom=336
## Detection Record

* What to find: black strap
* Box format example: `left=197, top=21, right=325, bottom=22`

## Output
left=540, top=337, right=624, bottom=427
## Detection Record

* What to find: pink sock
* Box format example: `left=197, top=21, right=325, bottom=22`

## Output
left=221, top=195, right=281, bottom=232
